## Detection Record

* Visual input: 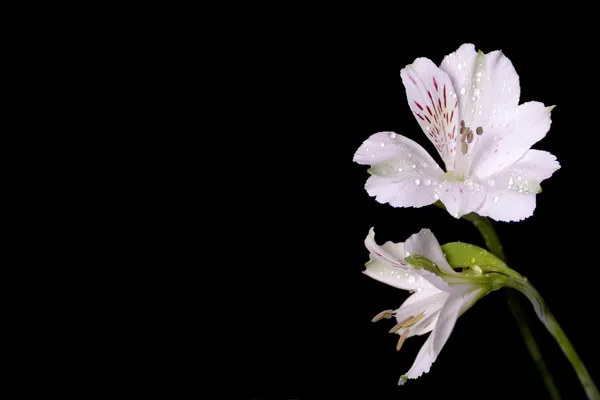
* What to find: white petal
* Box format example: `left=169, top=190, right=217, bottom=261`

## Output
left=354, top=132, right=444, bottom=208
left=441, top=44, right=520, bottom=130
left=399, top=286, right=478, bottom=385
left=431, top=292, right=464, bottom=355
left=401, top=59, right=460, bottom=170
left=364, top=228, right=453, bottom=293
left=399, top=334, right=435, bottom=385
left=394, top=288, right=449, bottom=337
left=475, top=150, right=560, bottom=222
left=363, top=260, right=434, bottom=291
left=404, top=229, right=456, bottom=275
left=435, top=179, right=486, bottom=219
left=469, top=102, right=553, bottom=179
left=477, top=190, right=536, bottom=222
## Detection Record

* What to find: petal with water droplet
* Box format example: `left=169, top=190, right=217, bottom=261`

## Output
left=469, top=102, right=553, bottom=179
left=401, top=58, right=459, bottom=171
left=353, top=132, right=444, bottom=208
left=475, top=149, right=560, bottom=221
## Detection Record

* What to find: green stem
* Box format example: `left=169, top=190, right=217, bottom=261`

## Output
left=506, top=291, right=562, bottom=400
left=462, top=212, right=562, bottom=400
left=504, top=278, right=600, bottom=400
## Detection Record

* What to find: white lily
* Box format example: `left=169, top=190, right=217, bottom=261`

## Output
left=365, top=227, right=487, bottom=385
left=353, top=44, right=560, bottom=221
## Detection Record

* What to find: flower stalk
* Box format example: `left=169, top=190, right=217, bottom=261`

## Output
left=504, top=277, right=600, bottom=400
left=465, top=213, right=599, bottom=400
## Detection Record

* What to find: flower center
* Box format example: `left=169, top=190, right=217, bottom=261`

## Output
left=459, top=120, right=484, bottom=155
left=454, top=120, right=484, bottom=179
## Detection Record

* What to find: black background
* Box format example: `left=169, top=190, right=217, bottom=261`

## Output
left=233, top=14, right=599, bottom=400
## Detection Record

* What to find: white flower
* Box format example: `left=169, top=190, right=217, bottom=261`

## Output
left=353, top=44, right=560, bottom=221
left=365, top=227, right=486, bottom=385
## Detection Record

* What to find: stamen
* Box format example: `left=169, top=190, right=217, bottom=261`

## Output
left=460, top=120, right=465, bottom=128
left=372, top=309, right=394, bottom=322
left=389, top=315, right=414, bottom=333
left=467, top=130, right=474, bottom=143
left=396, top=329, right=410, bottom=351
left=461, top=133, right=467, bottom=143
left=476, top=126, right=483, bottom=135
left=461, top=142, right=468, bottom=154
left=402, top=310, right=426, bottom=328
left=460, top=127, right=468, bottom=136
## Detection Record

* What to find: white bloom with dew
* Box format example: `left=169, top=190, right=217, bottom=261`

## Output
left=353, top=44, right=560, bottom=221
left=364, top=228, right=486, bottom=384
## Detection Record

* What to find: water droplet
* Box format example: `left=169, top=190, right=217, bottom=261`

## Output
left=405, top=251, right=411, bottom=257
left=422, top=162, right=428, bottom=168
left=460, top=88, right=466, bottom=94
left=414, top=178, right=421, bottom=186
left=380, top=142, right=385, bottom=147
left=508, top=177, right=514, bottom=185
left=408, top=276, right=416, bottom=283
left=397, top=168, right=403, bottom=172
left=388, top=132, right=396, bottom=139
left=472, top=265, right=482, bottom=275
left=470, top=257, right=476, bottom=264
left=488, top=179, right=495, bottom=186
left=517, top=176, right=522, bottom=181
left=457, top=63, right=463, bottom=69
left=412, top=164, right=416, bottom=169
left=424, top=179, right=431, bottom=186
left=493, top=196, right=500, bottom=203
left=416, top=288, right=422, bottom=293
left=433, top=193, right=439, bottom=200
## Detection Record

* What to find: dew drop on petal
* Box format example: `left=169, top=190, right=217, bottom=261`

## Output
left=493, top=196, right=500, bottom=203
left=380, top=142, right=385, bottom=147
left=488, top=179, right=495, bottom=186
left=408, top=276, right=416, bottom=283
left=460, top=88, right=466, bottom=95
left=414, top=178, right=421, bottom=186
left=388, top=132, right=396, bottom=139
left=424, top=179, right=431, bottom=186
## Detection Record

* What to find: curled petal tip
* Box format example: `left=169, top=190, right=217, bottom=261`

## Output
left=398, top=375, right=408, bottom=386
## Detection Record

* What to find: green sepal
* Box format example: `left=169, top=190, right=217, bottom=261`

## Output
left=441, top=242, right=522, bottom=279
